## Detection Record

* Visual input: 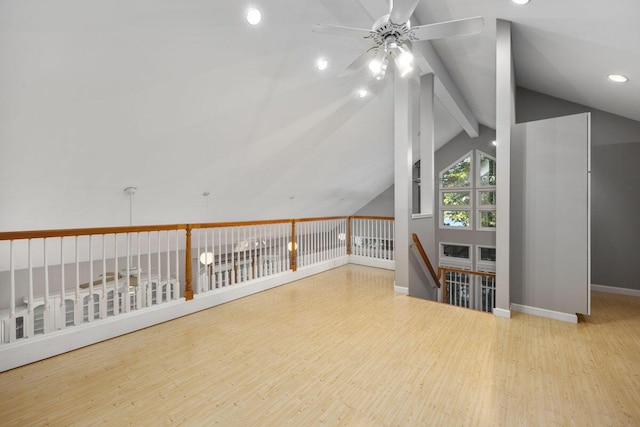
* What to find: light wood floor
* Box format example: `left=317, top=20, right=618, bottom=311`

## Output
left=1, top=265, right=639, bottom=426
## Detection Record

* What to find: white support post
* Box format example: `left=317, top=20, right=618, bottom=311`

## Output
left=393, top=71, right=414, bottom=290
left=420, top=73, right=435, bottom=215
left=495, top=19, right=515, bottom=318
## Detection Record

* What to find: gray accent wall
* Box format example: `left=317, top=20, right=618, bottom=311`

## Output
left=591, top=143, right=640, bottom=289
left=354, top=185, right=395, bottom=217
left=517, top=87, right=640, bottom=290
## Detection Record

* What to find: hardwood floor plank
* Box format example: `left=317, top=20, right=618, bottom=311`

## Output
left=0, top=264, right=639, bottom=425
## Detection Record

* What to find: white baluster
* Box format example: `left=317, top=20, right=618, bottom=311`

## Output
left=171, top=229, right=178, bottom=300
left=166, top=231, right=171, bottom=299
left=75, top=236, right=80, bottom=324
left=147, top=233, right=151, bottom=307
left=27, top=239, right=34, bottom=337
left=201, top=228, right=206, bottom=291
left=114, top=234, right=119, bottom=316
left=43, top=238, right=50, bottom=333
left=9, top=241, right=15, bottom=341
left=59, top=238, right=65, bottom=329
left=156, top=231, right=161, bottom=302
left=88, top=235, right=94, bottom=321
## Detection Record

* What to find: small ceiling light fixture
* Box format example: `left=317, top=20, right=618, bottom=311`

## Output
left=316, top=57, right=328, bottom=71
left=608, top=74, right=629, bottom=83
left=512, top=0, right=530, bottom=4
left=246, top=8, right=261, bottom=25
left=492, top=140, right=497, bottom=146
left=394, top=45, right=414, bottom=77
left=358, top=88, right=368, bottom=98
left=199, top=252, right=214, bottom=265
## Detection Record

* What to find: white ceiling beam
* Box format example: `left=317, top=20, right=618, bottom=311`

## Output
left=414, top=41, right=480, bottom=138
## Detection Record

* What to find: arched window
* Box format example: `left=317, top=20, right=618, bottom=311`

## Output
left=438, top=150, right=497, bottom=231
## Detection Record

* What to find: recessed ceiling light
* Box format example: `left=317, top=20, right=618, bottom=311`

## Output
left=246, top=8, right=261, bottom=25
left=358, top=89, right=368, bottom=98
left=316, top=57, right=328, bottom=71
left=608, top=74, right=629, bottom=83
left=512, top=0, right=530, bottom=4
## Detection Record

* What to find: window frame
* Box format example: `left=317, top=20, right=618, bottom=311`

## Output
left=439, top=242, right=473, bottom=269
left=476, top=151, right=496, bottom=231
left=439, top=152, right=473, bottom=230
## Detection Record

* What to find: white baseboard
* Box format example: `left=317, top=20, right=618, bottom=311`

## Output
left=394, top=285, right=408, bottom=295
left=348, top=255, right=395, bottom=270
left=591, top=284, right=640, bottom=297
left=493, top=307, right=511, bottom=319
left=511, top=303, right=578, bottom=324
left=0, top=257, right=349, bottom=373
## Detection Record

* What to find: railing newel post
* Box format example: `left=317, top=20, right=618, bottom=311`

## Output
left=184, top=224, right=193, bottom=300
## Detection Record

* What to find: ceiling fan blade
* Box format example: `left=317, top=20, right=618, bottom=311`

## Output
left=337, top=49, right=377, bottom=78
left=312, top=24, right=374, bottom=40
left=389, top=0, right=420, bottom=24
left=411, top=16, right=484, bottom=41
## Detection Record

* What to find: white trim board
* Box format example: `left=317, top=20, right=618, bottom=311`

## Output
left=493, top=307, right=511, bottom=319
left=394, top=284, right=409, bottom=295
left=348, top=255, right=395, bottom=271
left=511, top=303, right=578, bottom=324
left=591, top=284, right=640, bottom=297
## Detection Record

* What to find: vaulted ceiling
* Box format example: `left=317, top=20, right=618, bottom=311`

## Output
left=1, top=0, right=638, bottom=231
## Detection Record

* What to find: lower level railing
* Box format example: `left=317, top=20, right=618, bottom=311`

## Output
left=439, top=266, right=496, bottom=313
left=0, top=216, right=393, bottom=345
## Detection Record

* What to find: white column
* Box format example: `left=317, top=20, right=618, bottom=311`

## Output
left=495, top=19, right=515, bottom=318
left=393, top=71, right=415, bottom=290
left=419, top=73, right=435, bottom=215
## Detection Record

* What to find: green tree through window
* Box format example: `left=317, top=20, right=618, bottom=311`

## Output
left=441, top=156, right=471, bottom=188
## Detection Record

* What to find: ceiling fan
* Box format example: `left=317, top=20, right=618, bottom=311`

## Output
left=313, top=0, right=484, bottom=80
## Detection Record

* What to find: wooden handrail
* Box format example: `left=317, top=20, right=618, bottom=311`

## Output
left=411, top=233, right=440, bottom=288
left=1, top=216, right=397, bottom=241
left=438, top=266, right=496, bottom=278
left=295, top=216, right=349, bottom=223
left=349, top=215, right=394, bottom=221
left=0, top=224, right=187, bottom=241
left=189, top=219, right=293, bottom=229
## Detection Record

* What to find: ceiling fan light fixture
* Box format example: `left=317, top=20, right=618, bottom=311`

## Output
left=316, top=57, right=328, bottom=71
left=369, top=48, right=388, bottom=75
left=608, top=74, right=629, bottom=83
left=369, top=58, right=383, bottom=74
left=246, top=8, right=262, bottom=25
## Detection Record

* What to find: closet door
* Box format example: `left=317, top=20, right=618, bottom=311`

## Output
left=511, top=112, right=591, bottom=316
